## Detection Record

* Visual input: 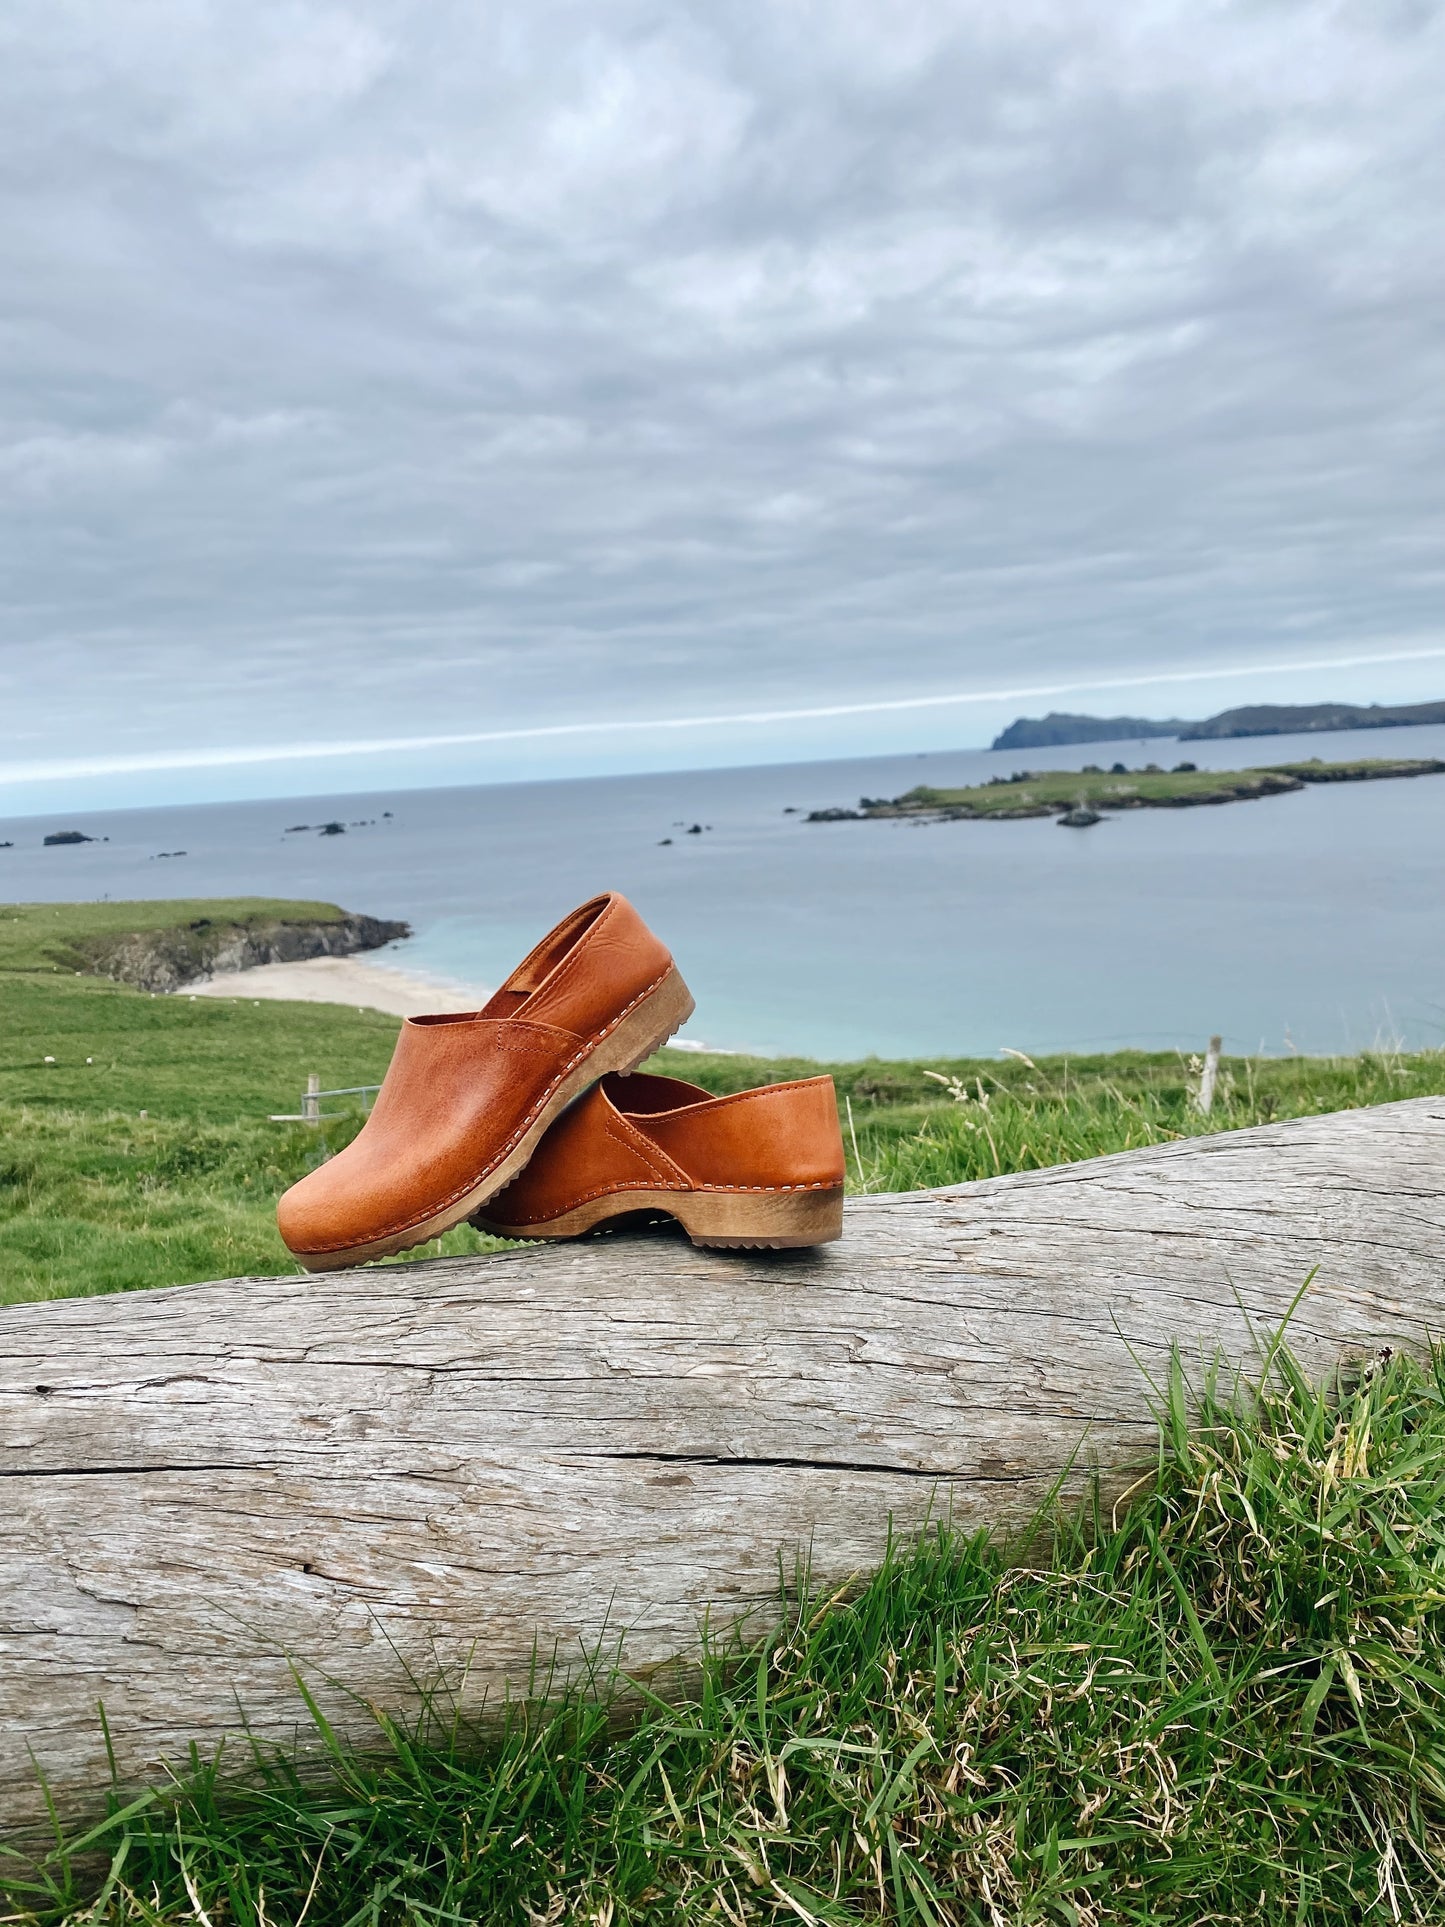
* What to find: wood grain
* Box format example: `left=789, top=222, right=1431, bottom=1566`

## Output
left=3, top=1095, right=1443, bottom=1836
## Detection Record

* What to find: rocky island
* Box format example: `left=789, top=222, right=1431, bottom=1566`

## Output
left=807, top=756, right=1445, bottom=826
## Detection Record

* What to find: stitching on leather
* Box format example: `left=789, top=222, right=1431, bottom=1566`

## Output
left=607, top=1095, right=694, bottom=1184
left=690, top=1181, right=843, bottom=1192
left=297, top=961, right=674, bottom=1251
left=495, top=1180, right=844, bottom=1225
left=473, top=1033, right=578, bottom=1057
left=504, top=1101, right=694, bottom=1222
left=601, top=1113, right=682, bottom=1186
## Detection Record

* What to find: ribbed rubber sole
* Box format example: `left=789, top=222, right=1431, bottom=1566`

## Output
left=479, top=1183, right=845, bottom=1250
left=291, top=966, right=695, bottom=1271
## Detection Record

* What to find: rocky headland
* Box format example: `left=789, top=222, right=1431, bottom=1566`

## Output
left=58, top=909, right=412, bottom=994
left=990, top=711, right=1190, bottom=750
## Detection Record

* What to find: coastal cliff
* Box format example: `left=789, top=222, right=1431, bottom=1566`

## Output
left=52, top=908, right=411, bottom=994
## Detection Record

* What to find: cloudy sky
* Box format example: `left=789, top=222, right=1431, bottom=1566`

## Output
left=2, top=0, right=1442, bottom=812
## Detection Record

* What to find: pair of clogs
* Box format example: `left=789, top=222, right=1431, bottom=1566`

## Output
left=276, top=892, right=845, bottom=1270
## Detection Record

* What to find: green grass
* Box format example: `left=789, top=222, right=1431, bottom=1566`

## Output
left=4, top=897, right=1445, bottom=1305
left=9, top=1341, right=1445, bottom=1923
left=0, top=966, right=397, bottom=1120
left=826, top=1047, right=1445, bottom=1193
left=0, top=902, right=493, bottom=1303
left=843, top=755, right=1444, bottom=820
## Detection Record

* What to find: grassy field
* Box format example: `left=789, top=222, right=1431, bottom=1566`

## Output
left=814, top=754, right=1445, bottom=822
left=1, top=915, right=427, bottom=1302
left=10, top=1343, right=1445, bottom=1924
left=6, top=899, right=1445, bottom=1921
left=4, top=897, right=1445, bottom=1305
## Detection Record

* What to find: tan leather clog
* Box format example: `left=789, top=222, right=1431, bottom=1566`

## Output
left=474, top=1070, right=846, bottom=1248
left=276, top=893, right=693, bottom=1270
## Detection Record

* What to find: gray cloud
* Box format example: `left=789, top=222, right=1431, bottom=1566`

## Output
left=1, top=0, right=1442, bottom=797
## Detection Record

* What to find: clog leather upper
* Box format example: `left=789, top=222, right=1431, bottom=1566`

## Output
left=483, top=1071, right=846, bottom=1226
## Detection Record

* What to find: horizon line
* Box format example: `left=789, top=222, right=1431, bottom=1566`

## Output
left=3, top=642, right=1444, bottom=787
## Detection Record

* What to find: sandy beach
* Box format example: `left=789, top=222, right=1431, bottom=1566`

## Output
left=186, top=956, right=488, bottom=1018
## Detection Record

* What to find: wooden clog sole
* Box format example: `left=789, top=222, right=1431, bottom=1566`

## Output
left=477, top=1182, right=845, bottom=1250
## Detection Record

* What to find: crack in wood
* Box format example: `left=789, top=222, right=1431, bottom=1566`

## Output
left=577, top=1449, right=1022, bottom=1481
left=0, top=1461, right=258, bottom=1479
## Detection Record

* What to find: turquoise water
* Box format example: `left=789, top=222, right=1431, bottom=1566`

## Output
left=3, top=725, right=1443, bottom=1059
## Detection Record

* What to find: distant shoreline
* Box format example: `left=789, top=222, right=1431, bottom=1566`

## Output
left=992, top=698, right=1445, bottom=751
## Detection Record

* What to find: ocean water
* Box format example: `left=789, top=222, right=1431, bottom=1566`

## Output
left=3, top=725, right=1443, bottom=1060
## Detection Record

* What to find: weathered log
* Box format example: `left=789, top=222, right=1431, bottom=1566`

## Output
left=3, top=1095, right=1443, bottom=1836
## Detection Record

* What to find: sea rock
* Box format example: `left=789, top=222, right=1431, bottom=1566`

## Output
left=42, top=831, right=94, bottom=846
left=805, top=807, right=863, bottom=822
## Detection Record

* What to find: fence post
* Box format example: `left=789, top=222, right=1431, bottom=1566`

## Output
left=1197, top=1036, right=1222, bottom=1116
left=303, top=1072, right=320, bottom=1125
